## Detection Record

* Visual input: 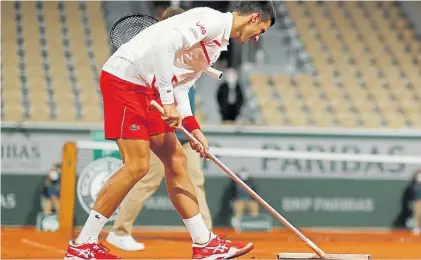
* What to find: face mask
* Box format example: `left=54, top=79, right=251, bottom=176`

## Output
left=50, top=170, right=59, bottom=181
left=225, top=69, right=238, bottom=86
left=238, top=171, right=249, bottom=180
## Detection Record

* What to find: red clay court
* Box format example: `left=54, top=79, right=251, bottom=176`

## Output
left=2, top=227, right=420, bottom=259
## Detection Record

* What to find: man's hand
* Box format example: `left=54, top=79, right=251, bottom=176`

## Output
left=162, top=104, right=181, bottom=128
left=190, top=129, right=209, bottom=158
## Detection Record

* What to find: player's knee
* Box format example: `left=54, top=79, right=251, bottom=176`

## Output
left=168, top=148, right=188, bottom=176
left=125, top=159, right=149, bottom=181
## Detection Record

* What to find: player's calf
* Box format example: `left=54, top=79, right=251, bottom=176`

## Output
left=151, top=133, right=200, bottom=218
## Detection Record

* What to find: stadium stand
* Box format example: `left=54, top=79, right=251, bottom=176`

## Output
left=2, top=1, right=25, bottom=121
left=249, top=1, right=421, bottom=128
left=1, top=1, right=205, bottom=124
left=1, top=1, right=108, bottom=123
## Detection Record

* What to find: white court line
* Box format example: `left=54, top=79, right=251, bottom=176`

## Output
left=21, top=238, right=64, bottom=254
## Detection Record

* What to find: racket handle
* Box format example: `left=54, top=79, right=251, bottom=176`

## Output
left=205, top=67, right=223, bottom=80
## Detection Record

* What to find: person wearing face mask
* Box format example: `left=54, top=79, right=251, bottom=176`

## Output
left=40, top=163, right=62, bottom=216
left=411, top=169, right=421, bottom=235
left=216, top=68, right=244, bottom=124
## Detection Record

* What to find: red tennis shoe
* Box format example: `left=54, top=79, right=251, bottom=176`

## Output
left=192, top=233, right=254, bottom=259
left=64, top=240, right=120, bottom=259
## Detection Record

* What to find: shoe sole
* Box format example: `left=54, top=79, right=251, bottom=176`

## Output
left=106, top=239, right=145, bottom=251
left=198, top=243, right=254, bottom=260
left=106, top=234, right=145, bottom=251
left=225, top=243, right=254, bottom=259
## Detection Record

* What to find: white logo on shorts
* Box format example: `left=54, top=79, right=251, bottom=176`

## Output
left=77, top=157, right=123, bottom=220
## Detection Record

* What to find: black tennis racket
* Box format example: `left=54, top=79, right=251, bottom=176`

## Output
left=109, top=14, right=158, bottom=49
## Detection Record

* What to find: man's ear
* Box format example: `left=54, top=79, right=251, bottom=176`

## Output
left=250, top=12, right=262, bottom=23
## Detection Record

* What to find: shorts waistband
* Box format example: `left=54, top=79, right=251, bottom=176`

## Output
left=101, top=70, right=157, bottom=95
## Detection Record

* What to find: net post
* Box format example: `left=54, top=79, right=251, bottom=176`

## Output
left=58, top=141, right=77, bottom=238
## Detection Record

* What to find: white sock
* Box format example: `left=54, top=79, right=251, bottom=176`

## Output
left=183, top=213, right=211, bottom=245
left=75, top=210, right=108, bottom=244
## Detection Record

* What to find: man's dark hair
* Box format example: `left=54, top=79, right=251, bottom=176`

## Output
left=234, top=0, right=276, bottom=27
left=161, top=7, right=185, bottom=21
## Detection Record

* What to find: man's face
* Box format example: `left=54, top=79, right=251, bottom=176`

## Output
left=235, top=13, right=272, bottom=44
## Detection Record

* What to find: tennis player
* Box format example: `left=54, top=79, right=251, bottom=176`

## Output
left=105, top=6, right=213, bottom=252
left=65, top=1, right=276, bottom=259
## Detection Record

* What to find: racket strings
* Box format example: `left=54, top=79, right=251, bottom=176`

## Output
left=110, top=14, right=158, bottom=48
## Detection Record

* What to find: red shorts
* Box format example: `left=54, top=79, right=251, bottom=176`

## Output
left=100, top=71, right=174, bottom=140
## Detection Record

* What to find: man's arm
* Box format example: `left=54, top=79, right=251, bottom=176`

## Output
left=174, top=82, right=200, bottom=132
left=152, top=30, right=183, bottom=105
left=152, top=11, right=223, bottom=104
left=174, top=79, right=210, bottom=157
